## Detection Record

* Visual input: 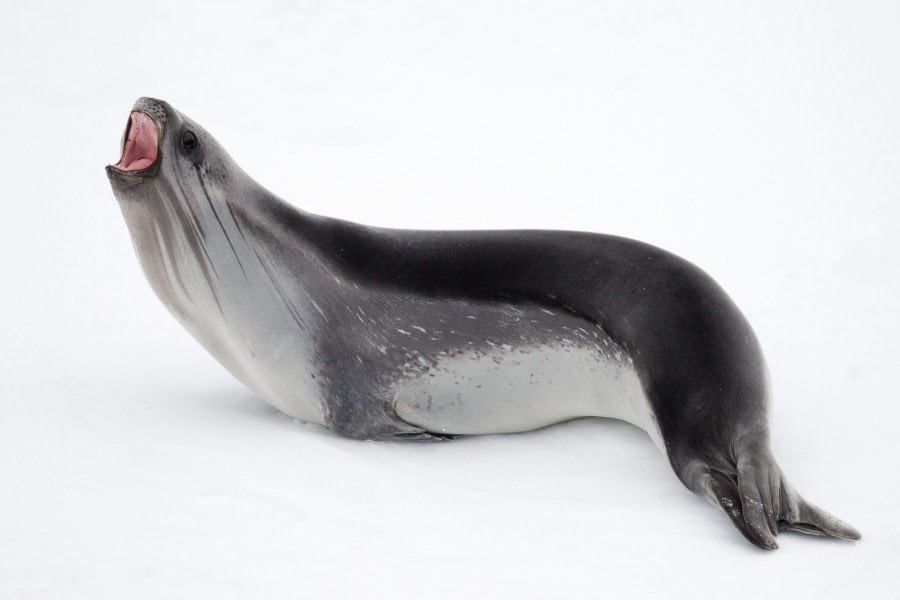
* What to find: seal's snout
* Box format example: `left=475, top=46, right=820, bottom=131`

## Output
left=116, top=111, right=158, bottom=171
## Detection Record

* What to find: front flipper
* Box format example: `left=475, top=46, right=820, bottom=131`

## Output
left=324, top=390, right=458, bottom=441
left=392, top=430, right=456, bottom=442
left=684, top=446, right=860, bottom=550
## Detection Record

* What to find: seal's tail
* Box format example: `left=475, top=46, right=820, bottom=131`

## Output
left=690, top=448, right=860, bottom=550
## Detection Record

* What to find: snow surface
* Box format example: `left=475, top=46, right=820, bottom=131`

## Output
left=2, top=1, right=898, bottom=597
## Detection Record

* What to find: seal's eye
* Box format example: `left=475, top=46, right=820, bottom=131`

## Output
left=182, top=130, right=198, bottom=154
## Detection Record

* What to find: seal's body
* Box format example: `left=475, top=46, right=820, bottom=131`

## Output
left=107, top=97, right=859, bottom=549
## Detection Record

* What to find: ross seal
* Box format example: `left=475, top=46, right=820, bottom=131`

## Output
left=107, top=97, right=860, bottom=549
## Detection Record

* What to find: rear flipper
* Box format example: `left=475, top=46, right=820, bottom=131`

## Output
left=685, top=447, right=860, bottom=550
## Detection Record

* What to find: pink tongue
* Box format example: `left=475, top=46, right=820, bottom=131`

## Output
left=118, top=112, right=158, bottom=171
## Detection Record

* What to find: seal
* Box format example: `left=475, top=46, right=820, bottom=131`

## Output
left=107, top=97, right=860, bottom=549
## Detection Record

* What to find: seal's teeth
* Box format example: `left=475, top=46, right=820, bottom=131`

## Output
left=117, top=111, right=159, bottom=171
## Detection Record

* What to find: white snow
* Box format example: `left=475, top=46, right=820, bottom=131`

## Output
left=1, top=1, right=898, bottom=597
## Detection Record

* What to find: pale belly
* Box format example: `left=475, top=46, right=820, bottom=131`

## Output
left=391, top=337, right=664, bottom=450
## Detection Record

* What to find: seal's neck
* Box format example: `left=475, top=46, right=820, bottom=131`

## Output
left=119, top=170, right=330, bottom=412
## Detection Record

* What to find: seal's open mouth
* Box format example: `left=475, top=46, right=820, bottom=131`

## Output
left=116, top=111, right=158, bottom=171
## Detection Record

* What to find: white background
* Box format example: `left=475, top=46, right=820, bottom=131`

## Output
left=1, top=1, right=898, bottom=597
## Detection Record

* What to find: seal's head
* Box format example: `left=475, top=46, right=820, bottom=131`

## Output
left=106, top=97, right=239, bottom=200
left=106, top=97, right=250, bottom=327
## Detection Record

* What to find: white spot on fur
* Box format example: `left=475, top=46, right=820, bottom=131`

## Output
left=308, top=297, right=327, bottom=321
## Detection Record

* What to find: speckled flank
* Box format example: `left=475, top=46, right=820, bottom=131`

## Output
left=389, top=309, right=663, bottom=448
left=299, top=280, right=660, bottom=445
